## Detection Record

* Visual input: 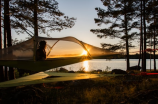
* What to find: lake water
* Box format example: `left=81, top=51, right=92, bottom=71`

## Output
left=51, top=59, right=158, bottom=72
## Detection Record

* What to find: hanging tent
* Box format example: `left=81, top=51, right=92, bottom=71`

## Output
left=0, top=36, right=119, bottom=72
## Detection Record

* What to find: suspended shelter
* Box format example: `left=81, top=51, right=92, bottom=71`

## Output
left=0, top=36, right=118, bottom=72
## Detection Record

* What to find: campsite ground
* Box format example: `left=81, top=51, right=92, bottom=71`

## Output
left=0, top=72, right=158, bottom=104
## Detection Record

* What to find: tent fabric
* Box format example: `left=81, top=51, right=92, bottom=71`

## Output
left=0, top=36, right=118, bottom=71
left=0, top=38, right=34, bottom=60
left=0, top=57, right=90, bottom=71
left=0, top=36, right=118, bottom=60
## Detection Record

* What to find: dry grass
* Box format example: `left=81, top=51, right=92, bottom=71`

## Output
left=1, top=74, right=158, bottom=104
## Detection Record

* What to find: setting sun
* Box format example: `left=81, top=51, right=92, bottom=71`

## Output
left=81, top=50, right=88, bottom=56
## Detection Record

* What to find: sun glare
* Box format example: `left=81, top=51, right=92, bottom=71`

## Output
left=82, top=50, right=88, bottom=56
left=83, top=60, right=89, bottom=71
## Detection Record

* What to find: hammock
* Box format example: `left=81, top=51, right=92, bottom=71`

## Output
left=0, top=36, right=118, bottom=72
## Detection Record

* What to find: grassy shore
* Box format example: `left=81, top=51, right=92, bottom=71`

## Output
left=0, top=73, right=158, bottom=104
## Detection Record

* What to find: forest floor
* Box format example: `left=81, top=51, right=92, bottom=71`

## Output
left=0, top=72, right=158, bottom=104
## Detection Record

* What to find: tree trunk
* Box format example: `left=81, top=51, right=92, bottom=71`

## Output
left=153, top=0, right=156, bottom=71
left=150, top=36, right=152, bottom=72
left=138, top=1, right=143, bottom=71
left=124, top=1, right=130, bottom=70
left=0, top=0, right=4, bottom=82
left=4, top=0, right=15, bottom=80
left=153, top=25, right=156, bottom=71
left=143, top=0, right=146, bottom=72
left=140, top=0, right=144, bottom=71
left=34, top=0, right=38, bottom=36
left=3, top=0, right=8, bottom=81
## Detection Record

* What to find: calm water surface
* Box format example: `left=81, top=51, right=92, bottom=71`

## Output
left=53, top=59, right=158, bottom=72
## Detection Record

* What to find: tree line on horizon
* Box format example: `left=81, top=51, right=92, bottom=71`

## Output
left=0, top=0, right=76, bottom=81
left=91, top=0, right=158, bottom=72
left=93, top=53, right=158, bottom=59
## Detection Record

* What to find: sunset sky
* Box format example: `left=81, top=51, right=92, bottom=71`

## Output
left=12, top=0, right=139, bottom=53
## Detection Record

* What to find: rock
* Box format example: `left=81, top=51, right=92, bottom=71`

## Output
left=68, top=71, right=75, bottom=73
left=59, top=67, right=68, bottom=72
left=91, top=69, right=102, bottom=73
left=97, top=69, right=102, bottom=73
left=111, top=69, right=127, bottom=74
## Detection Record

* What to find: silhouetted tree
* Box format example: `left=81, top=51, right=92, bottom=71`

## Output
left=0, top=0, right=76, bottom=79
left=137, top=0, right=143, bottom=72
left=91, top=0, right=139, bottom=70
left=34, top=0, right=38, bottom=36
left=146, top=0, right=158, bottom=71
left=142, top=0, right=147, bottom=72
left=9, top=0, right=76, bottom=37
left=139, top=0, right=158, bottom=71
left=4, top=0, right=15, bottom=80
left=0, top=0, right=4, bottom=82
left=3, top=0, right=8, bottom=80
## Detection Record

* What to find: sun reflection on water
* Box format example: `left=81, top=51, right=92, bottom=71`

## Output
left=83, top=60, right=89, bottom=71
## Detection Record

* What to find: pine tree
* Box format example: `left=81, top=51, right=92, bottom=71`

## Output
left=138, top=0, right=158, bottom=72
left=4, top=0, right=15, bottom=80
left=9, top=0, right=76, bottom=37
left=1, top=0, right=76, bottom=80
left=0, top=0, right=4, bottom=82
left=91, top=0, right=139, bottom=70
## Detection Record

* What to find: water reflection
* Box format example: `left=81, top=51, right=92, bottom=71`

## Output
left=83, top=60, right=89, bottom=71
left=59, top=59, right=158, bottom=72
